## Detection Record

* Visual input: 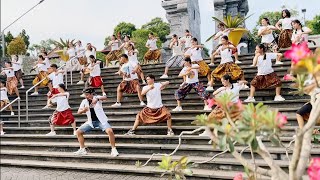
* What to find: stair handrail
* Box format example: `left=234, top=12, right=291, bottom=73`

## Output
left=0, top=97, right=21, bottom=127
left=25, top=64, right=66, bottom=121
left=68, top=49, right=87, bottom=85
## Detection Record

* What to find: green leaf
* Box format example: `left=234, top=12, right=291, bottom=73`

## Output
left=244, top=166, right=250, bottom=176
left=251, top=137, right=259, bottom=151
left=135, top=160, right=142, bottom=168
left=183, top=169, right=193, bottom=176
left=175, top=174, right=181, bottom=180
left=227, top=138, right=235, bottom=152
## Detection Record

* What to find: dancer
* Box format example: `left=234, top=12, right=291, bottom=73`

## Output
left=1, top=62, right=20, bottom=97
left=74, top=88, right=119, bottom=157
left=119, top=35, right=134, bottom=54
left=244, top=44, right=285, bottom=102
left=11, top=55, right=25, bottom=89
left=199, top=74, right=247, bottom=136
left=160, top=34, right=185, bottom=79
left=0, top=81, right=15, bottom=116
left=31, top=55, right=49, bottom=96
left=111, top=54, right=145, bottom=107
left=45, top=83, right=76, bottom=136
left=127, top=43, right=146, bottom=84
left=291, top=19, right=312, bottom=45
left=81, top=55, right=106, bottom=97
left=173, top=57, right=211, bottom=111
left=180, top=29, right=193, bottom=51
left=144, top=32, right=161, bottom=64
left=276, top=9, right=293, bottom=49
left=185, top=38, right=211, bottom=86
left=210, top=23, right=241, bottom=65
left=208, top=36, right=245, bottom=91
left=66, top=42, right=79, bottom=71
left=125, top=74, right=174, bottom=136
left=105, top=35, right=122, bottom=67
left=42, top=52, right=51, bottom=70
left=43, top=64, right=65, bottom=109
left=296, top=81, right=320, bottom=133
left=258, top=18, right=280, bottom=54
left=77, top=43, right=97, bottom=84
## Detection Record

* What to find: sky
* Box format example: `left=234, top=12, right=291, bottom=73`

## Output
left=1, top=0, right=320, bottom=52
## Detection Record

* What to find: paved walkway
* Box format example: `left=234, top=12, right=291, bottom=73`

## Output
left=0, top=167, right=166, bottom=180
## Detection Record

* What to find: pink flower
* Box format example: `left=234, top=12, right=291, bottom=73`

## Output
left=233, top=173, right=243, bottom=180
left=317, top=56, right=320, bottom=64
left=283, top=74, right=294, bottom=81
left=236, top=100, right=244, bottom=111
left=308, top=158, right=320, bottom=180
left=207, top=98, right=216, bottom=108
left=276, top=112, right=288, bottom=128
left=284, top=42, right=311, bottom=64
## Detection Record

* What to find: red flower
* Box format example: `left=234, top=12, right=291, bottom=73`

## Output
left=284, top=42, right=311, bottom=64
left=276, top=112, right=288, bottom=128
left=207, top=98, right=216, bottom=108
left=236, top=100, right=244, bottom=111
left=308, top=158, right=320, bottom=180
left=283, top=74, right=294, bottom=81
left=233, top=173, right=243, bottom=180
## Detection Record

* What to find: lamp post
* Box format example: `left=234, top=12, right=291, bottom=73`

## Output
left=1, top=0, right=45, bottom=58
left=301, top=9, right=306, bottom=25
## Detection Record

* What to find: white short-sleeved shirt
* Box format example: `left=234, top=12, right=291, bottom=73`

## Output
left=76, top=45, right=85, bottom=55
left=292, top=27, right=311, bottom=44
left=180, top=64, right=199, bottom=84
left=128, top=52, right=139, bottom=65
left=121, top=61, right=138, bottom=81
left=111, top=40, right=120, bottom=51
left=67, top=48, right=76, bottom=57
left=217, top=46, right=234, bottom=64
left=185, top=47, right=203, bottom=62
left=215, top=30, right=230, bottom=44
left=48, top=72, right=64, bottom=88
left=52, top=93, right=70, bottom=112
left=181, top=36, right=192, bottom=48
left=37, top=63, right=48, bottom=72
left=3, top=69, right=15, bottom=78
left=88, top=63, right=101, bottom=77
left=44, top=57, right=51, bottom=69
left=259, top=26, right=276, bottom=43
left=0, top=87, right=9, bottom=101
left=257, top=53, right=277, bottom=75
left=146, top=39, right=158, bottom=50
left=12, top=58, right=22, bottom=71
left=143, top=83, right=163, bottom=109
left=279, top=18, right=293, bottom=30
left=171, top=42, right=184, bottom=56
left=216, top=83, right=241, bottom=103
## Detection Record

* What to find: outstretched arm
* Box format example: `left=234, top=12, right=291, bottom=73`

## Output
left=160, top=81, right=170, bottom=90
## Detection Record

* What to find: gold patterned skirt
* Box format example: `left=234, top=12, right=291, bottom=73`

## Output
left=144, top=49, right=161, bottom=61
left=193, top=60, right=210, bottom=76
left=250, top=72, right=282, bottom=89
left=278, top=29, right=293, bottom=49
left=32, top=71, right=49, bottom=87
left=118, top=79, right=140, bottom=94
left=105, top=50, right=122, bottom=62
left=6, top=77, right=18, bottom=95
left=137, top=106, right=171, bottom=125
left=211, top=62, right=243, bottom=82
left=208, top=105, right=242, bottom=123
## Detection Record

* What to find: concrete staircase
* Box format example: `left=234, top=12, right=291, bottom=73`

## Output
left=1, top=53, right=319, bottom=179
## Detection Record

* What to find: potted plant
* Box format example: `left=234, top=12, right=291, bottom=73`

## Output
left=206, top=14, right=253, bottom=46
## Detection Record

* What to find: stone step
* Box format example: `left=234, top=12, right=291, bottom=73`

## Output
left=0, top=149, right=289, bottom=173
left=0, top=158, right=263, bottom=180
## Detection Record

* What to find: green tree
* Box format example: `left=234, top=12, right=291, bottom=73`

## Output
left=5, top=31, right=14, bottom=44
left=7, top=36, right=27, bottom=55
left=141, top=17, right=170, bottom=43
left=132, top=29, right=161, bottom=62
left=29, top=38, right=56, bottom=56
left=113, top=22, right=136, bottom=37
left=104, top=36, right=111, bottom=47
left=19, top=29, right=30, bottom=49
left=306, top=15, right=320, bottom=35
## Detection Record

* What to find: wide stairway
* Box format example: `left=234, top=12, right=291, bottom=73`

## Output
left=1, top=53, right=319, bottom=179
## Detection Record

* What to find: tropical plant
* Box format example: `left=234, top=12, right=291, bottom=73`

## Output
left=7, top=36, right=27, bottom=55
left=158, top=156, right=193, bottom=180
left=53, top=38, right=75, bottom=49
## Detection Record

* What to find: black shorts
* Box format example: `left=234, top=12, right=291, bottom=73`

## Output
left=296, top=102, right=312, bottom=116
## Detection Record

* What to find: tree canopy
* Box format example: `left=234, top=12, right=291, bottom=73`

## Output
left=113, top=22, right=137, bottom=37
left=141, top=17, right=170, bottom=43
left=306, top=15, right=320, bottom=35
left=7, top=36, right=27, bottom=55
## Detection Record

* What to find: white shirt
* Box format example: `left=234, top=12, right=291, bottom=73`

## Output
left=3, top=69, right=15, bottom=78
left=88, top=63, right=101, bottom=77
left=185, top=47, right=203, bottom=62
left=181, top=36, right=192, bottom=48
left=259, top=26, right=275, bottom=43
left=67, top=48, right=76, bottom=57
left=76, top=45, right=85, bottom=55
left=85, top=49, right=96, bottom=64
left=217, top=46, right=234, bottom=64
left=110, top=40, right=120, bottom=51
left=146, top=39, right=158, bottom=50
left=12, top=58, right=22, bottom=71
left=128, top=52, right=139, bottom=65
left=292, top=27, right=311, bottom=44
left=256, top=53, right=277, bottom=75
left=0, top=87, right=9, bottom=101
left=180, top=64, right=199, bottom=84
left=215, top=30, right=230, bottom=44
left=48, top=72, right=64, bottom=88
left=37, top=63, right=48, bottom=72
left=79, top=95, right=109, bottom=128
left=279, top=18, right=293, bottom=30
left=44, top=57, right=51, bottom=70
left=121, top=61, right=138, bottom=81
left=171, top=42, right=184, bottom=56
left=216, top=83, right=241, bottom=103
left=143, top=83, right=163, bottom=109
left=52, top=93, right=70, bottom=112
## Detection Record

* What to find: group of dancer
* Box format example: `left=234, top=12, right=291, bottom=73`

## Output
left=1, top=8, right=318, bottom=154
